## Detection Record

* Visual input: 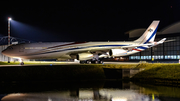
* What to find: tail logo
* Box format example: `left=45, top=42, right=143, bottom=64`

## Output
left=148, top=28, right=153, bottom=32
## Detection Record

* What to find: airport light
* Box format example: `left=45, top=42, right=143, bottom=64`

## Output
left=8, top=17, right=12, bottom=46
left=8, top=17, right=12, bottom=21
left=8, top=17, right=12, bottom=63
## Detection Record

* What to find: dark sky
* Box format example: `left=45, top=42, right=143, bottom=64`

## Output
left=0, top=0, right=180, bottom=42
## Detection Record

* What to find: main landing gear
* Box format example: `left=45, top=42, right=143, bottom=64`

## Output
left=20, top=62, right=24, bottom=65
left=80, top=60, right=103, bottom=64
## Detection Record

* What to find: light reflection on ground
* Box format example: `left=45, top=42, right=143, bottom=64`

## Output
left=1, top=82, right=180, bottom=101
left=1, top=88, right=160, bottom=101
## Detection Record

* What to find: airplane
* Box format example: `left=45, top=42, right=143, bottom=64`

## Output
left=2, top=20, right=166, bottom=64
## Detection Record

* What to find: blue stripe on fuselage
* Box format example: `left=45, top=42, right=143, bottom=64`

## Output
left=30, top=45, right=128, bottom=55
left=137, top=46, right=147, bottom=50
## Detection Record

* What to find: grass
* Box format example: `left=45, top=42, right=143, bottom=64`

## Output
left=101, top=64, right=137, bottom=69
left=133, top=63, right=180, bottom=79
left=0, top=62, right=140, bottom=81
left=0, top=65, right=106, bottom=81
left=1, top=61, right=180, bottom=81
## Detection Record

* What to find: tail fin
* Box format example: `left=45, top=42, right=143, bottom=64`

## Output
left=134, top=20, right=160, bottom=44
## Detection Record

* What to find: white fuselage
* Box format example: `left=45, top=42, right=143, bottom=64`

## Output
left=2, top=41, right=141, bottom=59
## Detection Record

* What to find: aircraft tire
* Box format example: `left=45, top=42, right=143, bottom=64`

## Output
left=99, top=60, right=103, bottom=64
left=80, top=61, right=85, bottom=64
left=86, top=60, right=91, bottom=64
left=94, top=60, right=98, bottom=64
left=20, top=62, right=24, bottom=65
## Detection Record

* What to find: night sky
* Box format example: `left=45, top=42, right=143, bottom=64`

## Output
left=0, top=0, right=180, bottom=42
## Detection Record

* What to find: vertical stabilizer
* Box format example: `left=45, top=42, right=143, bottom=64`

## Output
left=134, top=21, right=160, bottom=44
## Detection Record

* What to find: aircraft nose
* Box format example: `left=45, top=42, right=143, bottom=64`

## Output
left=2, top=46, right=14, bottom=56
left=2, top=49, right=7, bottom=55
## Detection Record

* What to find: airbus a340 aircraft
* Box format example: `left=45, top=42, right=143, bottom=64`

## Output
left=2, top=21, right=166, bottom=64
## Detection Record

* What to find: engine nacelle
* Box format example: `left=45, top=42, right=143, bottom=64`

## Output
left=109, top=49, right=127, bottom=57
left=76, top=53, right=94, bottom=60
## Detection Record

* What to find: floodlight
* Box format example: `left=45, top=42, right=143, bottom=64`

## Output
left=8, top=17, right=12, bottom=21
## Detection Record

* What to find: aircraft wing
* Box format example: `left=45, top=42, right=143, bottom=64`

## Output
left=66, top=43, right=155, bottom=56
left=164, top=39, right=175, bottom=43
left=66, top=48, right=110, bottom=55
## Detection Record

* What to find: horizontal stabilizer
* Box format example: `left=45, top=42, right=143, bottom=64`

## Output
left=157, top=38, right=166, bottom=44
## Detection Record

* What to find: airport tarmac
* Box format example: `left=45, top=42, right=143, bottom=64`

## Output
left=56, top=61, right=140, bottom=64
left=0, top=61, right=140, bottom=67
left=1, top=60, right=178, bottom=67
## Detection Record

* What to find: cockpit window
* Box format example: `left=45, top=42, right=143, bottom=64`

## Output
left=7, top=46, right=13, bottom=50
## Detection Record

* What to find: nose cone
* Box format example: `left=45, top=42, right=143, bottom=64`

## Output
left=2, top=49, right=9, bottom=56
left=2, top=46, right=14, bottom=57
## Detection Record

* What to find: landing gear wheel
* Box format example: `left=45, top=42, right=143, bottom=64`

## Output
left=86, top=60, right=91, bottom=64
left=94, top=60, right=98, bottom=64
left=80, top=61, right=85, bottom=64
left=20, top=62, right=24, bottom=65
left=99, top=60, right=103, bottom=64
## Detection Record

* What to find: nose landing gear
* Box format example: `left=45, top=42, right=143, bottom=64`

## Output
left=20, top=62, right=24, bottom=65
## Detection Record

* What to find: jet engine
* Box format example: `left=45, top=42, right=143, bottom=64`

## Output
left=76, top=53, right=94, bottom=60
left=109, top=49, right=127, bottom=57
